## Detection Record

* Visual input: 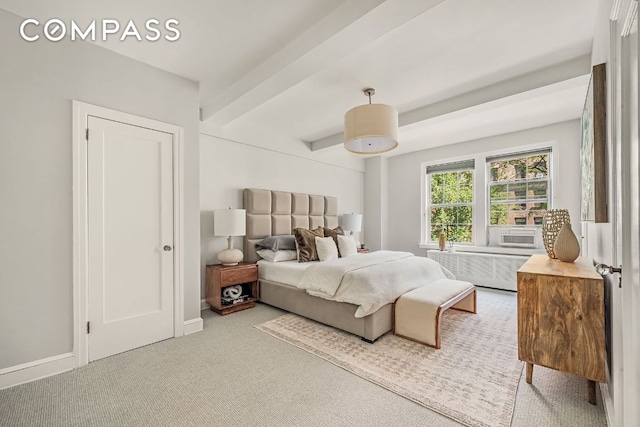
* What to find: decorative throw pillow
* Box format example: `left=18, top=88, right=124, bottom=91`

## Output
left=337, top=234, right=358, bottom=257
left=314, top=236, right=339, bottom=261
left=256, top=249, right=297, bottom=263
left=323, top=226, right=344, bottom=253
left=255, top=235, right=296, bottom=251
left=293, top=227, right=324, bottom=262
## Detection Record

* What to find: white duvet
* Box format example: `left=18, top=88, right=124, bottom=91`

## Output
left=297, top=250, right=455, bottom=318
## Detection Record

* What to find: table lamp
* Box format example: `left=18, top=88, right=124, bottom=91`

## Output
left=341, top=213, right=363, bottom=248
left=341, top=213, right=363, bottom=235
left=214, top=208, right=246, bottom=265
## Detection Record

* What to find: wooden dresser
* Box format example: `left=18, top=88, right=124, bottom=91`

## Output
left=517, top=254, right=605, bottom=405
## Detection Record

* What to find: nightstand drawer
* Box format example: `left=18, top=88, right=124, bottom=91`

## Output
left=220, top=265, right=258, bottom=285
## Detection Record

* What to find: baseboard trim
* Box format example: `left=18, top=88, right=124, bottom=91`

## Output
left=201, top=299, right=209, bottom=311
left=600, top=382, right=614, bottom=427
left=183, top=317, right=203, bottom=335
left=0, top=353, right=74, bottom=390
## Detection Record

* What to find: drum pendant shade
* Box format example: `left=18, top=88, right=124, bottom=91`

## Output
left=344, top=89, right=398, bottom=154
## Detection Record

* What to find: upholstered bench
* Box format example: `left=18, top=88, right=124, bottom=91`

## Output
left=394, top=279, right=477, bottom=349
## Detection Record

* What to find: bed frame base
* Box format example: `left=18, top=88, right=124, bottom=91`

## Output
left=259, top=278, right=393, bottom=342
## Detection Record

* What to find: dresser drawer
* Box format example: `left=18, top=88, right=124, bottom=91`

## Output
left=220, top=265, right=258, bottom=285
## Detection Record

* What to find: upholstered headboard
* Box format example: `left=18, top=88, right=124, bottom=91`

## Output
left=243, top=188, right=338, bottom=262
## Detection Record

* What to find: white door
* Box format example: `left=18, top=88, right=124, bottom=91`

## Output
left=87, top=116, right=174, bottom=362
left=621, top=7, right=640, bottom=426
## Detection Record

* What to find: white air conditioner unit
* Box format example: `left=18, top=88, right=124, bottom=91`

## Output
left=499, top=228, right=537, bottom=248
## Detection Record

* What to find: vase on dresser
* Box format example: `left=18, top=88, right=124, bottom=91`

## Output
left=541, top=209, right=571, bottom=258
left=553, top=222, right=581, bottom=262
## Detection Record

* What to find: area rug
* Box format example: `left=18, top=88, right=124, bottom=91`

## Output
left=255, top=290, right=522, bottom=427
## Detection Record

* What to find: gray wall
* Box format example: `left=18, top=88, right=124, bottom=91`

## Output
left=0, top=9, right=201, bottom=369
left=384, top=120, right=582, bottom=255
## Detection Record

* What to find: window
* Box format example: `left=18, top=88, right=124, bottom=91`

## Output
left=427, top=160, right=474, bottom=244
left=422, top=146, right=553, bottom=249
left=487, top=150, right=550, bottom=226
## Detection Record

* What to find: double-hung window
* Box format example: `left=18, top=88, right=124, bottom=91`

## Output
left=427, top=160, right=474, bottom=244
left=487, top=149, right=550, bottom=226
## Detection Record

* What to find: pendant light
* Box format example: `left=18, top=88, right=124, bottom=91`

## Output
left=344, top=88, right=398, bottom=154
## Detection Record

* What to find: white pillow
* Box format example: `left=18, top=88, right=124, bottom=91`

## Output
left=337, top=235, right=357, bottom=257
left=315, top=236, right=339, bottom=261
left=256, top=249, right=297, bottom=263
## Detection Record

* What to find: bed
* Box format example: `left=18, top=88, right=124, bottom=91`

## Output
left=243, top=188, right=451, bottom=342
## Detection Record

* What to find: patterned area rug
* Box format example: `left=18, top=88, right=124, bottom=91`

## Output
left=255, top=291, right=522, bottom=427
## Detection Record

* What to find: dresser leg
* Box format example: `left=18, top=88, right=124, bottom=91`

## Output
left=588, top=380, right=597, bottom=405
left=526, top=363, right=533, bottom=384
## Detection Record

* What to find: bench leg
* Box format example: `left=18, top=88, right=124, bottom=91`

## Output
left=451, top=289, right=476, bottom=313
left=436, top=288, right=476, bottom=349
left=396, top=286, right=476, bottom=350
left=435, top=307, right=443, bottom=349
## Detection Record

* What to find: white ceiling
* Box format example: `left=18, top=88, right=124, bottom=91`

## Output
left=1, top=0, right=599, bottom=165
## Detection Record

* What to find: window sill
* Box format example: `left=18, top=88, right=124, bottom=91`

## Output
left=419, top=243, right=546, bottom=257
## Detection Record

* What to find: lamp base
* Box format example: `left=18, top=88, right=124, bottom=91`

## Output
left=218, top=248, right=244, bottom=266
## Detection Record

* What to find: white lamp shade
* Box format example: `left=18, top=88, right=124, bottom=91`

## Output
left=341, top=213, right=362, bottom=233
left=214, top=209, right=246, bottom=236
left=344, top=103, right=398, bottom=154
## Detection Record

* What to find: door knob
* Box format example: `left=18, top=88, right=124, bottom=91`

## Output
left=595, top=264, right=622, bottom=276
left=163, top=245, right=172, bottom=251
left=595, top=264, right=622, bottom=288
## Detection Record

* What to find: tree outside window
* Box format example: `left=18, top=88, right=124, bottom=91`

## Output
left=428, top=169, right=473, bottom=243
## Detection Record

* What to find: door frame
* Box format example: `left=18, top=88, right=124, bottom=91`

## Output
left=605, top=1, right=640, bottom=426
left=619, top=2, right=640, bottom=426
left=601, top=1, right=625, bottom=424
left=72, top=101, right=185, bottom=367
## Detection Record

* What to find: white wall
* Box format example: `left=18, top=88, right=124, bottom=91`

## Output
left=384, top=120, right=582, bottom=255
left=584, top=0, right=616, bottom=266
left=363, top=156, right=388, bottom=251
left=0, top=9, right=201, bottom=370
left=200, top=118, right=365, bottom=173
left=199, top=134, right=364, bottom=295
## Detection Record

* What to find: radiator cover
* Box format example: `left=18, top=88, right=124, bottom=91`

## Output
left=427, top=250, right=530, bottom=291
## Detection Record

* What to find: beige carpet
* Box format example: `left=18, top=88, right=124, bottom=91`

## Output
left=255, top=291, right=522, bottom=427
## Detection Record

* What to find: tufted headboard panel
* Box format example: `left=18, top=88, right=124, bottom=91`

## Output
left=243, top=188, right=338, bottom=262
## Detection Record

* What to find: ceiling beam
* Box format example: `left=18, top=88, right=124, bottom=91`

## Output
left=310, top=54, right=592, bottom=151
left=200, top=0, right=446, bottom=124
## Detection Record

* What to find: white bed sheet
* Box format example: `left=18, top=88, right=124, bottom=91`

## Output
left=257, top=260, right=314, bottom=287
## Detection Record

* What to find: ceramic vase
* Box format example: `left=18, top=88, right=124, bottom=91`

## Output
left=542, top=209, right=571, bottom=258
left=553, top=222, right=580, bottom=263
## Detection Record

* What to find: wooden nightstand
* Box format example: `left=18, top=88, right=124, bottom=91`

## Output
left=357, top=248, right=369, bottom=253
left=206, top=262, right=259, bottom=315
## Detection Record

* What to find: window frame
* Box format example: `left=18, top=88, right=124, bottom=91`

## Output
left=426, top=162, right=476, bottom=245
left=486, top=149, right=552, bottom=228
left=420, top=142, right=557, bottom=249
left=423, top=158, right=476, bottom=246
